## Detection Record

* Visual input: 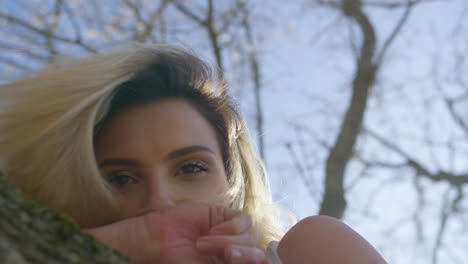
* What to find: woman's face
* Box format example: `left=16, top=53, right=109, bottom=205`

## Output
left=94, top=99, right=229, bottom=223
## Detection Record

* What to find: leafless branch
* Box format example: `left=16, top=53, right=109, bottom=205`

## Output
left=216, top=6, right=240, bottom=36
left=309, top=13, right=344, bottom=47
left=366, top=128, right=468, bottom=185
left=123, top=0, right=169, bottom=41
left=172, top=1, right=203, bottom=23
left=376, top=0, right=416, bottom=65
left=315, top=0, right=441, bottom=9
left=51, top=0, right=64, bottom=29
left=433, top=55, right=468, bottom=134
left=62, top=0, right=84, bottom=43
left=358, top=158, right=408, bottom=170
left=413, top=175, right=425, bottom=243
left=0, top=12, right=96, bottom=53
left=364, top=0, right=438, bottom=8
left=319, top=0, right=378, bottom=219
left=123, top=0, right=145, bottom=23
left=431, top=194, right=448, bottom=264
left=344, top=162, right=371, bottom=192
left=145, top=0, right=170, bottom=40
left=172, top=0, right=225, bottom=93
left=44, top=0, right=64, bottom=58
left=431, top=187, right=462, bottom=264
left=284, top=142, right=319, bottom=203
left=236, top=0, right=265, bottom=159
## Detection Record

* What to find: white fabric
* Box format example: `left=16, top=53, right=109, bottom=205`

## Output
left=266, top=241, right=282, bottom=264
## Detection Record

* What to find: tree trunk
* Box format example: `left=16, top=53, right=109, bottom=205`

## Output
left=319, top=0, right=377, bottom=219
left=0, top=172, right=128, bottom=264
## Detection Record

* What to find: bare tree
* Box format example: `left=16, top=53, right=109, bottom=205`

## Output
left=172, top=0, right=227, bottom=93
left=313, top=0, right=417, bottom=219
left=236, top=0, right=266, bottom=159
left=2, top=1, right=467, bottom=263
left=0, top=0, right=268, bottom=158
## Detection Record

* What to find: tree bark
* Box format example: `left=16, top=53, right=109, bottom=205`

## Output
left=0, top=172, right=128, bottom=264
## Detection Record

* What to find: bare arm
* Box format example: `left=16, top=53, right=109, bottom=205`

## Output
left=277, top=216, right=387, bottom=264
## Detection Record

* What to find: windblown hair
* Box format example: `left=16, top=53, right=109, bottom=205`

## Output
left=0, top=44, right=285, bottom=248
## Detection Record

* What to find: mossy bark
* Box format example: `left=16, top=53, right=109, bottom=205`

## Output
left=0, top=172, right=129, bottom=264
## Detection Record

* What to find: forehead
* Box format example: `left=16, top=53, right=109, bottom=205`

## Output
left=94, top=99, right=222, bottom=159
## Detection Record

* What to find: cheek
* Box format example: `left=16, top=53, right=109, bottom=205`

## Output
left=112, top=194, right=146, bottom=221
left=184, top=177, right=230, bottom=206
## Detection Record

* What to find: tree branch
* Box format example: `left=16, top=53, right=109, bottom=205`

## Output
left=173, top=0, right=225, bottom=94
left=144, top=0, right=170, bottom=41
left=0, top=12, right=96, bottom=53
left=285, top=142, right=319, bottom=203
left=319, top=0, right=378, bottom=219
left=172, top=1, right=203, bottom=23
left=237, top=0, right=265, bottom=159
left=366, top=128, right=468, bottom=185
left=432, top=53, right=468, bottom=134
left=431, top=187, right=459, bottom=264
left=364, top=0, right=440, bottom=8
left=376, top=0, right=416, bottom=65
left=62, top=0, right=84, bottom=44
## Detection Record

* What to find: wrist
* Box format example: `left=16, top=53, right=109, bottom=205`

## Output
left=83, top=216, right=161, bottom=263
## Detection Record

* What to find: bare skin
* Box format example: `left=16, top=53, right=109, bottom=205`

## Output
left=84, top=204, right=269, bottom=264
left=86, top=99, right=387, bottom=263
left=277, top=216, right=387, bottom=264
left=88, top=99, right=269, bottom=263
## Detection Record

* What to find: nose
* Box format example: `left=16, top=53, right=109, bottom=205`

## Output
left=141, top=179, right=176, bottom=213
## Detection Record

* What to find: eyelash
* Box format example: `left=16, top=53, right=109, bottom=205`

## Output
left=106, top=161, right=208, bottom=186
left=176, top=161, right=208, bottom=176
left=107, top=171, right=138, bottom=186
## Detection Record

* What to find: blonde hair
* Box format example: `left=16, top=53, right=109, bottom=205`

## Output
left=0, top=44, right=286, bottom=248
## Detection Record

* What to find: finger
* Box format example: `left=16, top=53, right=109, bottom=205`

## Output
left=210, top=209, right=252, bottom=235
left=225, top=245, right=270, bottom=264
left=209, top=206, right=227, bottom=229
left=196, top=233, right=255, bottom=254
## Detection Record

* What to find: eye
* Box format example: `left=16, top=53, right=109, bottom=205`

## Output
left=176, top=161, right=208, bottom=176
left=107, top=171, right=139, bottom=186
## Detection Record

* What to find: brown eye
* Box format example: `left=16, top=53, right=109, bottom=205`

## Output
left=108, top=172, right=138, bottom=185
left=176, top=161, right=208, bottom=175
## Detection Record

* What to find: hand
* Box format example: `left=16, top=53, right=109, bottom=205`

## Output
left=83, top=203, right=270, bottom=264
left=195, top=206, right=270, bottom=264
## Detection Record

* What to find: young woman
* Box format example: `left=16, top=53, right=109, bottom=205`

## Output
left=0, top=44, right=387, bottom=264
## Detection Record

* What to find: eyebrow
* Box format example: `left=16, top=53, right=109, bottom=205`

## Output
left=98, top=158, right=140, bottom=168
left=164, top=145, right=215, bottom=161
left=97, top=145, right=215, bottom=168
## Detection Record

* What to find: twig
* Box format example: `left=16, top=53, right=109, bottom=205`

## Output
left=376, top=0, right=416, bottom=65
left=0, top=12, right=96, bottom=53
left=365, top=128, right=468, bottom=185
